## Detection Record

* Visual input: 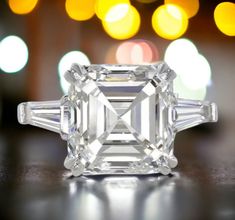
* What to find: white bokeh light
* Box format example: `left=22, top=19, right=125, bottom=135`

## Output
left=164, top=38, right=212, bottom=99
left=164, top=38, right=198, bottom=76
left=58, top=51, right=90, bottom=93
left=180, top=54, right=211, bottom=90
left=0, top=35, right=28, bottom=73
left=174, top=75, right=207, bottom=100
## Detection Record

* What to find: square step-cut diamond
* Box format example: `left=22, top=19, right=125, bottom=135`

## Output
left=65, top=63, right=177, bottom=175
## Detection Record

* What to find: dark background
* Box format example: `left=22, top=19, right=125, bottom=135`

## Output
left=0, top=1, right=235, bottom=220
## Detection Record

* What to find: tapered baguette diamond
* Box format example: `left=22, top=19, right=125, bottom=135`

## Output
left=17, top=62, right=218, bottom=176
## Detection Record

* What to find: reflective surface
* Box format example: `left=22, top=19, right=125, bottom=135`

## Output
left=0, top=0, right=234, bottom=219
left=0, top=120, right=234, bottom=220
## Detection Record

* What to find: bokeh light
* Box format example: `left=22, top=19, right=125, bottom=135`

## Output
left=65, top=0, right=96, bottom=21
left=105, top=3, right=130, bottom=22
left=174, top=75, right=207, bottom=100
left=180, top=54, right=211, bottom=90
left=102, top=5, right=140, bottom=40
left=165, top=38, right=211, bottom=99
left=8, top=0, right=39, bottom=15
left=164, top=0, right=199, bottom=18
left=164, top=38, right=198, bottom=73
left=116, top=41, right=135, bottom=64
left=58, top=51, right=90, bottom=93
left=116, top=40, right=159, bottom=64
left=214, top=2, right=235, bottom=36
left=95, top=0, right=130, bottom=20
left=0, top=36, right=28, bottom=73
left=152, top=4, right=188, bottom=40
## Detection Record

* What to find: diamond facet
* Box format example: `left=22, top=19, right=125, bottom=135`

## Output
left=17, top=62, right=218, bottom=176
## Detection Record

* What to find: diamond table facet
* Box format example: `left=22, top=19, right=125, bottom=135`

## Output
left=17, top=63, right=218, bottom=176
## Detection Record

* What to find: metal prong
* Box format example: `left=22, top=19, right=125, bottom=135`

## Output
left=64, top=64, right=87, bottom=83
left=154, top=62, right=176, bottom=82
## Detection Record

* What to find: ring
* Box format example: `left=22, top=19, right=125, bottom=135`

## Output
left=17, top=62, right=218, bottom=176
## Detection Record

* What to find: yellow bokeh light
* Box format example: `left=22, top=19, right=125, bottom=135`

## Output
left=65, top=0, right=95, bottom=21
left=102, top=5, right=140, bottom=40
left=214, top=2, right=235, bottom=36
left=164, top=0, right=199, bottom=18
left=152, top=4, right=188, bottom=40
left=95, top=0, right=130, bottom=20
left=105, top=4, right=130, bottom=22
left=8, top=0, right=39, bottom=15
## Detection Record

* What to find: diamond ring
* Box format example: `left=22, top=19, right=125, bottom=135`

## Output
left=17, top=62, right=218, bottom=176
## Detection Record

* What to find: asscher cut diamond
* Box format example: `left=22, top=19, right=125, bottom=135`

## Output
left=17, top=62, right=218, bottom=176
left=62, top=63, right=178, bottom=176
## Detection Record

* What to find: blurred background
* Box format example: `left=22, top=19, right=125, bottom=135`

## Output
left=0, top=0, right=234, bottom=122
left=0, top=1, right=235, bottom=220
left=0, top=0, right=234, bottom=110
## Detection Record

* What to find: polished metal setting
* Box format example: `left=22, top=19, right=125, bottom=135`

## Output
left=17, top=62, right=218, bottom=176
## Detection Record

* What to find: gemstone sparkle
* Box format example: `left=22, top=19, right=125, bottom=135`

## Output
left=63, top=63, right=178, bottom=175
left=17, top=62, right=218, bottom=176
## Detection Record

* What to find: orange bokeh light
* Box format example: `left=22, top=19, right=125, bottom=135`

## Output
left=8, top=0, right=39, bottom=15
left=65, top=0, right=96, bottom=21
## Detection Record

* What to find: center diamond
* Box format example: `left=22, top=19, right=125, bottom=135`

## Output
left=63, top=63, right=178, bottom=175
